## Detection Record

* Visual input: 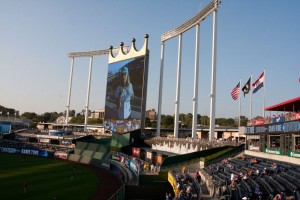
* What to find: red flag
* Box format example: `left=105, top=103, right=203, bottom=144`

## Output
left=252, top=72, right=264, bottom=93
left=231, top=82, right=240, bottom=100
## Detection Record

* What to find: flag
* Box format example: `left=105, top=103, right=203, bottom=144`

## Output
left=242, top=77, right=251, bottom=97
left=252, top=71, right=264, bottom=94
left=231, top=82, right=240, bottom=100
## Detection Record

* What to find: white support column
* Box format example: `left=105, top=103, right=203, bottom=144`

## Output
left=157, top=42, right=165, bottom=137
left=209, top=9, right=218, bottom=141
left=192, top=24, right=200, bottom=140
left=250, top=74, right=253, bottom=120
left=66, top=57, right=74, bottom=126
left=84, top=56, right=93, bottom=132
left=174, top=34, right=183, bottom=138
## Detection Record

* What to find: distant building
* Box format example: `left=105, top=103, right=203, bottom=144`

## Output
left=90, top=109, right=105, bottom=119
left=146, top=109, right=157, bottom=121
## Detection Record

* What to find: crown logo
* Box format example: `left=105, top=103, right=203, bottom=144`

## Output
left=109, top=34, right=149, bottom=64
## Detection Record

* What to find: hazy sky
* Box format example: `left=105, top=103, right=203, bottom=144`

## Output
left=0, top=0, right=299, bottom=119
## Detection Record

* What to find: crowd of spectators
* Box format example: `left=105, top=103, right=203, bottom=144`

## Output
left=0, top=139, right=74, bottom=153
left=171, top=167, right=195, bottom=200
left=204, top=155, right=300, bottom=200
left=247, top=112, right=300, bottom=126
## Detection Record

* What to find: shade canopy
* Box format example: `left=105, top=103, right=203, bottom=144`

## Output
left=264, top=96, right=300, bottom=112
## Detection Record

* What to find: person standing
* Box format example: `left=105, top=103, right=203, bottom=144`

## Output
left=23, top=181, right=28, bottom=193
left=114, top=66, right=134, bottom=119
left=195, top=171, right=201, bottom=184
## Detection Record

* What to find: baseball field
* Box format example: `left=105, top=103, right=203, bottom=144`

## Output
left=0, top=153, right=99, bottom=200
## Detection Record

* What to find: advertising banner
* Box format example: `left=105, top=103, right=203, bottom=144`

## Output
left=128, top=160, right=138, bottom=174
left=254, top=119, right=264, bottom=125
left=264, top=148, right=283, bottom=155
left=111, top=154, right=121, bottom=162
left=132, top=147, right=140, bottom=157
left=296, top=113, right=300, bottom=120
left=245, top=121, right=300, bottom=134
left=157, top=154, right=163, bottom=164
left=21, top=149, right=39, bottom=156
left=104, top=56, right=147, bottom=134
left=0, top=124, right=11, bottom=134
left=146, top=151, right=152, bottom=159
left=0, top=147, right=18, bottom=154
left=54, top=152, right=67, bottom=159
left=104, top=36, right=149, bottom=134
left=39, top=138, right=50, bottom=143
left=287, top=150, right=300, bottom=159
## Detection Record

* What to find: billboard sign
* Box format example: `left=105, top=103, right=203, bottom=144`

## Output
left=104, top=36, right=149, bottom=134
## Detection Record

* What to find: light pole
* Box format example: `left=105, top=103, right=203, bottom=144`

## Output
left=14, top=112, right=17, bottom=121
left=7, top=112, right=9, bottom=120
left=0, top=111, right=2, bottom=120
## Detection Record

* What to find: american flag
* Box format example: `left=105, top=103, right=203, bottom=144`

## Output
left=231, top=82, right=240, bottom=100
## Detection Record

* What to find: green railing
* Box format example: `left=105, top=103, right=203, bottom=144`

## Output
left=107, top=184, right=126, bottom=200
left=204, top=144, right=245, bottom=166
left=160, top=146, right=230, bottom=171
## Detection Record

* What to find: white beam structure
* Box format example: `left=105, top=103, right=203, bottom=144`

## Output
left=65, top=57, right=74, bottom=126
left=84, top=56, right=93, bottom=132
left=157, top=42, right=165, bottom=137
left=174, top=34, right=183, bottom=138
left=66, top=47, right=126, bottom=131
left=192, top=24, right=200, bottom=139
left=209, top=9, right=218, bottom=141
left=157, top=0, right=220, bottom=139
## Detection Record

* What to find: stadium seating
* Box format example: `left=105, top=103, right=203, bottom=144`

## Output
left=206, top=155, right=300, bottom=200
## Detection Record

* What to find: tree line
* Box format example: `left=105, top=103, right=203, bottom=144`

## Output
left=0, top=106, right=102, bottom=127
left=1, top=105, right=249, bottom=128
left=145, top=113, right=249, bottom=128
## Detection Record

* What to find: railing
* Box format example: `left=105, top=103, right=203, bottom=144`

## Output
left=204, top=144, right=245, bottom=167
left=107, top=184, right=126, bottom=200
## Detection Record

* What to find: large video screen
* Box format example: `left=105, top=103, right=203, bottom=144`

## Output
left=104, top=55, right=148, bottom=134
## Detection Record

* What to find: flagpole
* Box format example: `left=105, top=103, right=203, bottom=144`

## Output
left=263, top=69, right=266, bottom=118
left=239, top=79, right=241, bottom=127
left=250, top=74, right=252, bottom=120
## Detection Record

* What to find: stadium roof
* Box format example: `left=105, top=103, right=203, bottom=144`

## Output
left=264, top=96, right=300, bottom=112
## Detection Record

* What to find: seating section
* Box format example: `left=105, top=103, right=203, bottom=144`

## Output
left=203, top=155, right=300, bottom=200
left=74, top=141, right=110, bottom=160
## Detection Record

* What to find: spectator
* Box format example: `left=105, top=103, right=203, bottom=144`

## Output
left=165, top=193, right=173, bottom=200
left=273, top=193, right=284, bottom=200
left=195, top=171, right=201, bottom=184
left=23, top=181, right=28, bottom=193
left=255, top=186, right=263, bottom=199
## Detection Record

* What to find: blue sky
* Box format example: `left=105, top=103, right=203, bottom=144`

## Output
left=0, top=0, right=299, bottom=119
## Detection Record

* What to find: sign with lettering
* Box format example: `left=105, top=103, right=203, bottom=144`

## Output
left=245, top=121, right=300, bottom=134
left=287, top=150, right=300, bottom=159
left=264, top=148, right=283, bottom=155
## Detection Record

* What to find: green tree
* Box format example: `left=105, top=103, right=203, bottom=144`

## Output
left=240, top=116, right=248, bottom=126
left=21, top=112, right=37, bottom=120
left=200, top=115, right=210, bottom=126
left=161, top=115, right=174, bottom=128
left=88, top=118, right=103, bottom=124
left=145, top=117, right=152, bottom=127
left=70, top=110, right=76, bottom=117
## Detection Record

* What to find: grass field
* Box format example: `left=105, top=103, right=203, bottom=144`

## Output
left=0, top=153, right=99, bottom=200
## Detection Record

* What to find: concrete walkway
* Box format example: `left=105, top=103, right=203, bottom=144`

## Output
left=200, top=181, right=211, bottom=200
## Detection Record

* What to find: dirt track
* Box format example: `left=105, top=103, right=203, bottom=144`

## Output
left=85, top=164, right=123, bottom=200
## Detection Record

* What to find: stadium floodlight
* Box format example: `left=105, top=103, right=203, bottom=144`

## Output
left=161, top=0, right=220, bottom=42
